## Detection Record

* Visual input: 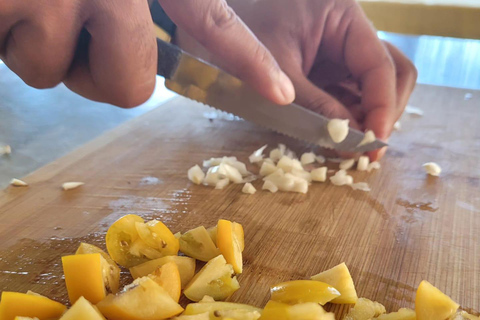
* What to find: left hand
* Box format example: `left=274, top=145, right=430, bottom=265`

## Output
left=174, top=0, right=417, bottom=160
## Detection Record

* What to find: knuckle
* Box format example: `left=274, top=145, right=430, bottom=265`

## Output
left=21, top=69, right=62, bottom=89
left=207, top=1, right=237, bottom=30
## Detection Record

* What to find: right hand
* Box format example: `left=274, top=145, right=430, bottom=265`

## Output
left=0, top=0, right=295, bottom=108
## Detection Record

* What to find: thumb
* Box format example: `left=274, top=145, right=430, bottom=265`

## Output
left=158, top=0, right=295, bottom=105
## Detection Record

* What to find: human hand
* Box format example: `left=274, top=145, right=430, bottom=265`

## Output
left=0, top=0, right=294, bottom=108
left=175, top=0, right=417, bottom=160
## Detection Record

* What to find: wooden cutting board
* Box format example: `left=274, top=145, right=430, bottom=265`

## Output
left=0, top=84, right=479, bottom=316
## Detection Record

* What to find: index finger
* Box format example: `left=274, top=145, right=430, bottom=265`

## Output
left=158, top=0, right=295, bottom=105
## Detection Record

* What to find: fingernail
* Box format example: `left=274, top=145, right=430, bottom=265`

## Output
left=275, top=70, right=295, bottom=104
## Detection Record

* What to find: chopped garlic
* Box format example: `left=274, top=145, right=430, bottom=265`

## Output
left=203, top=157, right=237, bottom=168
left=330, top=170, right=353, bottom=186
left=291, top=159, right=304, bottom=171
left=287, top=174, right=308, bottom=194
left=393, top=121, right=401, bottom=131
left=10, top=178, right=28, bottom=187
left=300, top=152, right=316, bottom=165
left=62, top=182, right=84, bottom=190
left=215, top=178, right=230, bottom=190
left=278, top=144, right=286, bottom=154
left=203, top=166, right=220, bottom=185
left=358, top=130, right=376, bottom=147
left=188, top=165, right=205, bottom=185
left=291, top=169, right=312, bottom=182
left=357, top=156, right=370, bottom=171
left=277, top=156, right=294, bottom=172
left=311, top=167, right=327, bottom=182
left=1, top=145, right=11, bottom=155
left=340, top=159, right=355, bottom=170
left=315, top=155, right=326, bottom=164
left=264, top=170, right=294, bottom=191
left=405, top=105, right=424, bottom=116
left=203, top=157, right=249, bottom=176
left=242, top=183, right=256, bottom=194
left=367, top=161, right=381, bottom=172
left=423, top=162, right=441, bottom=176
left=350, top=182, right=371, bottom=192
left=262, top=180, right=278, bottom=193
left=217, top=163, right=243, bottom=183
left=248, top=145, right=267, bottom=163
left=259, top=161, right=274, bottom=175
left=269, top=148, right=283, bottom=162
left=259, top=161, right=276, bottom=177
left=327, top=119, right=349, bottom=143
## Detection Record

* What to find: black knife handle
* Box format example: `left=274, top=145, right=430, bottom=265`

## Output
left=156, top=38, right=182, bottom=79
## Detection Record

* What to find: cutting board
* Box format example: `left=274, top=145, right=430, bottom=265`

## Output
left=0, top=85, right=479, bottom=316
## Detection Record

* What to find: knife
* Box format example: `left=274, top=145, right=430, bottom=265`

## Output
left=156, top=39, right=387, bottom=153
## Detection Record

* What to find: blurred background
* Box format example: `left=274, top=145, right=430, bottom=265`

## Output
left=0, top=0, right=479, bottom=189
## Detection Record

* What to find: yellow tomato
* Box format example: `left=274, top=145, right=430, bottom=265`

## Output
left=415, top=280, right=459, bottom=320
left=0, top=292, right=66, bottom=320
left=59, top=296, right=105, bottom=320
left=129, top=255, right=196, bottom=289
left=135, top=220, right=179, bottom=256
left=183, top=302, right=261, bottom=317
left=232, top=222, right=245, bottom=252
left=311, top=262, right=358, bottom=304
left=179, top=226, right=220, bottom=262
left=183, top=255, right=239, bottom=302
left=270, top=280, right=340, bottom=305
left=62, top=253, right=106, bottom=304
left=149, top=262, right=182, bottom=303
left=217, top=220, right=242, bottom=274
left=106, top=214, right=150, bottom=268
left=75, top=243, right=120, bottom=294
left=97, top=277, right=183, bottom=320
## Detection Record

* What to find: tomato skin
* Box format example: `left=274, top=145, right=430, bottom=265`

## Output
left=270, top=280, right=340, bottom=305
left=106, top=214, right=149, bottom=268
left=106, top=215, right=180, bottom=268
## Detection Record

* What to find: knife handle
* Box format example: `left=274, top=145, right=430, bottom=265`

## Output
left=156, top=38, right=182, bottom=80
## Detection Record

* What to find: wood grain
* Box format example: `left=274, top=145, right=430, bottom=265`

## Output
left=0, top=84, right=479, bottom=316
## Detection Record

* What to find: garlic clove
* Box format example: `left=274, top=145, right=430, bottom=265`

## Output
left=10, top=178, right=28, bottom=187
left=311, top=167, right=327, bottom=182
left=188, top=165, right=205, bottom=185
left=215, top=178, right=230, bottom=190
left=405, top=105, right=424, bottom=116
left=357, top=156, right=370, bottom=171
left=242, top=183, right=256, bottom=194
left=357, top=130, right=376, bottom=147
left=367, top=161, right=381, bottom=172
left=248, top=145, right=268, bottom=163
left=262, top=180, right=278, bottom=193
left=300, top=152, right=316, bottom=165
left=423, top=162, right=441, bottom=176
left=327, top=119, right=350, bottom=143
left=259, top=161, right=277, bottom=176
left=62, top=182, right=84, bottom=191
left=339, top=159, right=355, bottom=170
left=330, top=170, right=353, bottom=186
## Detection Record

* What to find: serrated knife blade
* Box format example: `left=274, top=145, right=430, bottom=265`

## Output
left=156, top=39, right=387, bottom=153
